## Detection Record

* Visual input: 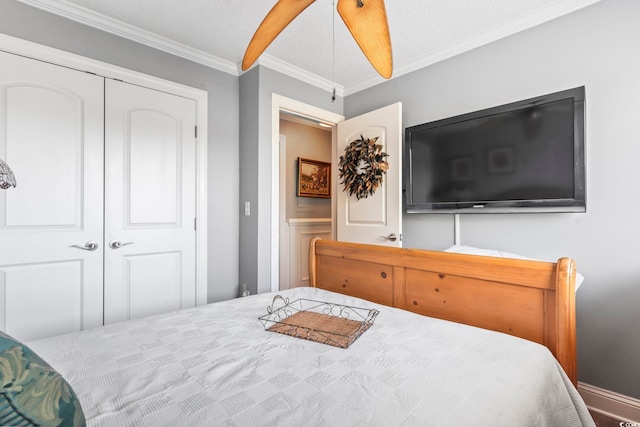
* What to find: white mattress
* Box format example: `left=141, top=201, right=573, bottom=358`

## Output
left=28, top=287, right=594, bottom=426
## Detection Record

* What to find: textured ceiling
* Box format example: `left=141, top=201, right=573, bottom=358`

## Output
left=19, top=0, right=601, bottom=95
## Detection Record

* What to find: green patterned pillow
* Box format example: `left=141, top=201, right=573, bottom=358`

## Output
left=0, top=331, right=85, bottom=427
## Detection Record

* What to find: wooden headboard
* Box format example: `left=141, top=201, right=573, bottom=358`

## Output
left=309, top=238, right=577, bottom=384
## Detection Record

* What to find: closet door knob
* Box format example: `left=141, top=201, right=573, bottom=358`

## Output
left=109, top=240, right=135, bottom=249
left=381, top=233, right=398, bottom=242
left=71, top=241, right=99, bottom=251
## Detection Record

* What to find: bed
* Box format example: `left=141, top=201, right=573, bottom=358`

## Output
left=1, top=241, right=593, bottom=426
left=309, top=238, right=579, bottom=385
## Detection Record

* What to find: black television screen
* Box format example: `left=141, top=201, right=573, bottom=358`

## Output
left=405, top=87, right=585, bottom=213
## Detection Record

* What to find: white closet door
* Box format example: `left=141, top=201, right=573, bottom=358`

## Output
left=104, top=80, right=197, bottom=324
left=0, top=51, right=104, bottom=341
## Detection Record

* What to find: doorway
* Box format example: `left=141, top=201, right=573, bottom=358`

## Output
left=279, top=113, right=332, bottom=290
left=271, top=95, right=344, bottom=292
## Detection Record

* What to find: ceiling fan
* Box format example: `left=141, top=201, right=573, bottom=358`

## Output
left=242, top=0, right=393, bottom=79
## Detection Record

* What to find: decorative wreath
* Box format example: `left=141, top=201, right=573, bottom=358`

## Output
left=338, top=135, right=389, bottom=200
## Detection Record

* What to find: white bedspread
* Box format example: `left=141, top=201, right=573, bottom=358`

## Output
left=28, top=287, right=594, bottom=427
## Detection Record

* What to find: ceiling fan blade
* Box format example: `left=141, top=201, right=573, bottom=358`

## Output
left=242, top=0, right=317, bottom=71
left=337, top=0, right=392, bottom=79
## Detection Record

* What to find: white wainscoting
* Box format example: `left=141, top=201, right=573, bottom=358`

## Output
left=284, top=218, right=332, bottom=289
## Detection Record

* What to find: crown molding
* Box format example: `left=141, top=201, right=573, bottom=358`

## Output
left=255, top=55, right=345, bottom=99
left=17, top=0, right=343, bottom=95
left=17, top=0, right=601, bottom=97
left=16, top=0, right=238, bottom=75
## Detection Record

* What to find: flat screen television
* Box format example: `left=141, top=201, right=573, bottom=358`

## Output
left=405, top=87, right=585, bottom=213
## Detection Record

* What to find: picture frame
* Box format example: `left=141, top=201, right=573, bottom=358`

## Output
left=297, top=158, right=331, bottom=198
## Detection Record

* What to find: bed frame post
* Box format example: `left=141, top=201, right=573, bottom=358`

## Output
left=309, top=236, right=320, bottom=288
left=555, top=257, right=578, bottom=385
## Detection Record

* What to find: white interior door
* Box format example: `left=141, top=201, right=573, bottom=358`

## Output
left=336, top=103, right=403, bottom=247
left=104, top=80, right=197, bottom=324
left=0, top=51, right=104, bottom=341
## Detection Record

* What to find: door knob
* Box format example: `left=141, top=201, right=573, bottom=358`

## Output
left=71, top=241, right=99, bottom=251
left=381, top=233, right=398, bottom=242
left=109, top=240, right=135, bottom=249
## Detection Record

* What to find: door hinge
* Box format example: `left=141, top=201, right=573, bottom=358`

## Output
left=194, top=218, right=197, bottom=231
left=194, top=126, right=198, bottom=138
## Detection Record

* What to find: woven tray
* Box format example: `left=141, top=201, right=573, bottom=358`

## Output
left=259, top=295, right=379, bottom=349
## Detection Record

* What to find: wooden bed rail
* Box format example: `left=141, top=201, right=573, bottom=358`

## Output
left=309, top=237, right=577, bottom=384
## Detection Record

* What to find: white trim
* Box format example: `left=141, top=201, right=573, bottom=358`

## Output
left=1, top=33, right=204, bottom=99
left=271, top=94, right=344, bottom=293
left=278, top=135, right=289, bottom=293
left=0, top=33, right=208, bottom=306
left=257, top=55, right=344, bottom=98
left=288, top=218, right=332, bottom=225
left=16, top=0, right=238, bottom=75
left=195, top=93, right=208, bottom=306
left=578, top=382, right=640, bottom=423
left=16, top=0, right=601, bottom=96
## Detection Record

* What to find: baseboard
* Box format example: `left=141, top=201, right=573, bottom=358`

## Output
left=578, top=382, right=640, bottom=423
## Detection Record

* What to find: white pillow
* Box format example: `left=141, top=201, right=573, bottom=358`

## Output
left=444, top=245, right=584, bottom=290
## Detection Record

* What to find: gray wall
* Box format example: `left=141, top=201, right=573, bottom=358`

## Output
left=238, top=68, right=260, bottom=297
left=238, top=66, right=343, bottom=296
left=0, top=0, right=240, bottom=303
left=345, top=0, right=640, bottom=398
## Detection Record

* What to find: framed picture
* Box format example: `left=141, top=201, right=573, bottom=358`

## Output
left=487, top=147, right=514, bottom=174
left=297, top=158, right=331, bottom=198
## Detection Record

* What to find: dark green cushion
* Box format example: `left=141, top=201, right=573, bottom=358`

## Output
left=0, top=331, right=85, bottom=427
